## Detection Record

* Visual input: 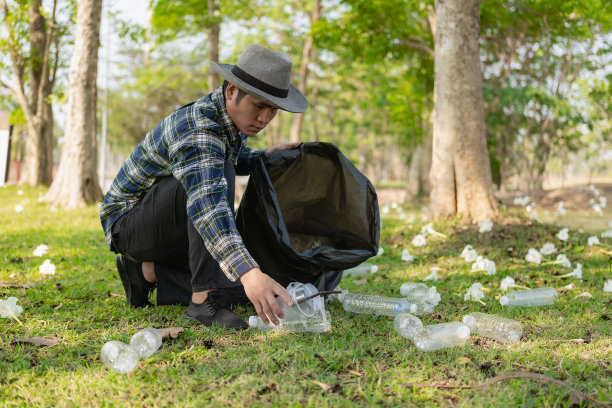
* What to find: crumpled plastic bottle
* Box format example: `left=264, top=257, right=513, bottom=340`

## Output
left=100, top=328, right=162, bottom=373
left=463, top=312, right=522, bottom=343
left=413, top=322, right=471, bottom=351
left=500, top=287, right=557, bottom=307
left=248, top=282, right=330, bottom=332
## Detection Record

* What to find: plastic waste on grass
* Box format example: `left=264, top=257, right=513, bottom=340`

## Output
left=413, top=322, right=471, bottom=351
left=500, top=287, right=557, bottom=307
left=339, top=290, right=432, bottom=316
left=393, top=313, right=423, bottom=340
left=100, top=341, right=139, bottom=374
left=399, top=282, right=441, bottom=306
left=248, top=282, right=330, bottom=332
left=342, top=263, right=378, bottom=277
left=130, top=327, right=163, bottom=358
left=100, top=328, right=162, bottom=374
left=463, top=312, right=522, bottom=343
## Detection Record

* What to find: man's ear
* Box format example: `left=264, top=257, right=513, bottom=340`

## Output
left=225, top=83, right=237, bottom=101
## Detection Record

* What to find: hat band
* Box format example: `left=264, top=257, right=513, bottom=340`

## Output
left=231, top=66, right=289, bottom=99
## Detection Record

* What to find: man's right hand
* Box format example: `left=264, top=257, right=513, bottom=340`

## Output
left=240, top=268, right=293, bottom=325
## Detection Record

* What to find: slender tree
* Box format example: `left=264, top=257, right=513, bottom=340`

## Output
left=0, top=0, right=64, bottom=185
left=44, top=0, right=103, bottom=207
left=429, top=0, right=497, bottom=221
left=289, top=0, right=320, bottom=142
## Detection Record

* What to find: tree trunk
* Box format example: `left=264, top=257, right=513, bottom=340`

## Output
left=15, top=0, right=57, bottom=185
left=44, top=0, right=103, bottom=208
left=289, top=0, right=320, bottom=142
left=406, top=136, right=432, bottom=199
left=429, top=0, right=497, bottom=221
left=207, top=0, right=220, bottom=92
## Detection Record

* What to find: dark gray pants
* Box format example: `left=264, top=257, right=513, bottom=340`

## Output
left=110, top=160, right=244, bottom=306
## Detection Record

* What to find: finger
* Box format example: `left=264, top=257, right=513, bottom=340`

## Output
left=275, top=286, right=293, bottom=307
left=268, top=293, right=285, bottom=320
left=262, top=297, right=281, bottom=325
left=253, top=302, right=270, bottom=325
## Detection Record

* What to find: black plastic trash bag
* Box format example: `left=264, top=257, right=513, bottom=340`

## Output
left=235, top=141, right=380, bottom=292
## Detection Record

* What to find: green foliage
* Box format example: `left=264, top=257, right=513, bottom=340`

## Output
left=1, top=186, right=611, bottom=406
left=104, top=44, right=210, bottom=152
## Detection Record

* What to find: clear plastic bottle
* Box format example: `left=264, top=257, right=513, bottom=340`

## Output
left=409, top=302, right=435, bottom=316
left=100, top=340, right=139, bottom=374
left=252, top=282, right=330, bottom=332
left=340, top=292, right=414, bottom=316
left=129, top=328, right=162, bottom=358
left=393, top=313, right=423, bottom=340
left=343, top=263, right=379, bottom=277
left=413, top=322, right=471, bottom=351
left=248, top=310, right=331, bottom=332
left=400, top=283, right=441, bottom=306
left=399, top=282, right=428, bottom=297
left=462, top=312, right=522, bottom=343
left=499, top=287, right=557, bottom=307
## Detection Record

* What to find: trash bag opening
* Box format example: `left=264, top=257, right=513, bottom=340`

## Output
left=269, top=151, right=375, bottom=253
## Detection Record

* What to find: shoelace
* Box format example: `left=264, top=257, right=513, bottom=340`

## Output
left=202, top=294, right=225, bottom=314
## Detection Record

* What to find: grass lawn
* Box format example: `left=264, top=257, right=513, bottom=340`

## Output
left=1, top=185, right=611, bottom=407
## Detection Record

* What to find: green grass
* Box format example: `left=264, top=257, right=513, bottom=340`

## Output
left=1, top=185, right=611, bottom=407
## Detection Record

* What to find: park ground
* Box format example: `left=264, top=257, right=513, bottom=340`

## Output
left=0, top=183, right=610, bottom=407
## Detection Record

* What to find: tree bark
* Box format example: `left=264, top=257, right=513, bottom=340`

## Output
left=429, top=0, right=497, bottom=221
left=1, top=0, right=58, bottom=186
left=289, top=0, right=320, bottom=142
left=207, top=0, right=220, bottom=92
left=44, top=0, right=103, bottom=208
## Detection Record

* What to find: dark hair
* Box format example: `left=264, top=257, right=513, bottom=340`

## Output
left=222, top=80, right=248, bottom=104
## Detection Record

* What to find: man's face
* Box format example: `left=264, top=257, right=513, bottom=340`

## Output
left=225, top=83, right=279, bottom=136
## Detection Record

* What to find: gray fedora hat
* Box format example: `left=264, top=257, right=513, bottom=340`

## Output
left=211, top=44, right=308, bottom=113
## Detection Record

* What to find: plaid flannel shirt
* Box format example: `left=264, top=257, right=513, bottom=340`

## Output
left=100, top=86, right=263, bottom=281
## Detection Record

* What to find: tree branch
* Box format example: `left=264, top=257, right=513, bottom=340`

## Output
left=398, top=37, right=434, bottom=56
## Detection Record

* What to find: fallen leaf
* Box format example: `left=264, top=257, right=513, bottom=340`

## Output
left=13, top=337, right=59, bottom=347
left=256, top=382, right=278, bottom=395
left=311, top=381, right=332, bottom=392
left=0, top=282, right=35, bottom=289
left=107, top=292, right=123, bottom=298
left=53, top=303, right=63, bottom=310
left=559, top=283, right=576, bottom=292
left=577, top=292, right=593, bottom=298
left=353, top=278, right=367, bottom=285
left=159, top=327, right=184, bottom=339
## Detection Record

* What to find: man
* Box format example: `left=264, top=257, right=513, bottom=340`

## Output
left=100, top=44, right=309, bottom=330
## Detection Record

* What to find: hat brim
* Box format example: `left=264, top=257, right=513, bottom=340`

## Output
left=211, top=62, right=308, bottom=113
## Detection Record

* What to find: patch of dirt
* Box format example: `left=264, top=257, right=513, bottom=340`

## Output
left=496, top=182, right=612, bottom=212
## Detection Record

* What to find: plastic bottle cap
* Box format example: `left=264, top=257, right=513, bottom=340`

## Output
left=371, top=265, right=379, bottom=273
left=463, top=315, right=475, bottom=327
left=499, top=296, right=509, bottom=306
left=248, top=316, right=258, bottom=327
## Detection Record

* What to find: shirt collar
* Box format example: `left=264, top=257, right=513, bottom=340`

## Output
left=211, top=85, right=241, bottom=148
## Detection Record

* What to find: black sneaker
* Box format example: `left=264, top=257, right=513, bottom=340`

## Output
left=214, top=286, right=251, bottom=308
left=186, top=294, right=248, bottom=330
left=116, top=256, right=155, bottom=307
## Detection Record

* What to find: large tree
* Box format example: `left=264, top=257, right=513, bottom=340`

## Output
left=429, top=0, right=497, bottom=220
left=0, top=0, right=67, bottom=185
left=44, top=0, right=103, bottom=207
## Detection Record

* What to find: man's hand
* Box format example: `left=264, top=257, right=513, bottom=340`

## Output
left=240, top=268, right=293, bottom=325
left=265, top=142, right=301, bottom=156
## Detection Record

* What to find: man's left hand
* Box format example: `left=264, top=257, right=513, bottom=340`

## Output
left=265, top=142, right=301, bottom=155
